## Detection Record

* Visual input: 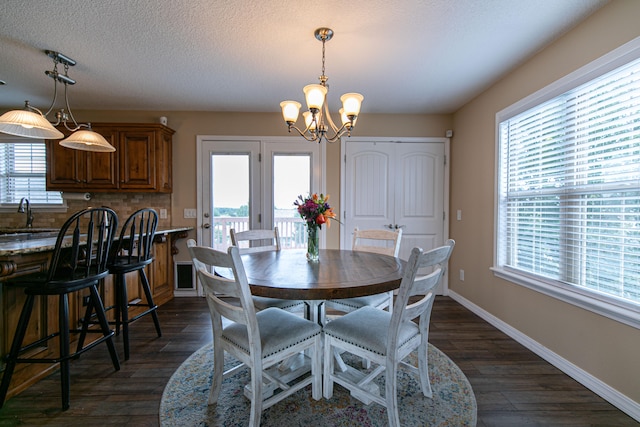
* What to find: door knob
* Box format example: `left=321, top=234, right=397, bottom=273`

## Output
left=203, top=223, right=211, bottom=229
left=385, top=224, right=394, bottom=229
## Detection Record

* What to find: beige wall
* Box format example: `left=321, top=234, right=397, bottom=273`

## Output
left=70, top=111, right=451, bottom=255
left=450, top=0, right=640, bottom=405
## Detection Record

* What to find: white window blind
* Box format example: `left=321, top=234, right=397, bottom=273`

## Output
left=497, top=55, right=640, bottom=312
left=0, top=142, right=63, bottom=205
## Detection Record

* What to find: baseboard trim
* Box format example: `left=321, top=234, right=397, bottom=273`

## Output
left=447, top=290, right=640, bottom=423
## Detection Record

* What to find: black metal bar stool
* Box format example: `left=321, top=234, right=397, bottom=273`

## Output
left=0, top=207, right=120, bottom=410
left=106, top=208, right=162, bottom=360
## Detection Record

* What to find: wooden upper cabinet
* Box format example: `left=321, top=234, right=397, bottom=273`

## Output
left=46, top=123, right=174, bottom=193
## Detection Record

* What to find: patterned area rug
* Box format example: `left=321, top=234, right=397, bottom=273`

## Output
left=160, top=343, right=476, bottom=426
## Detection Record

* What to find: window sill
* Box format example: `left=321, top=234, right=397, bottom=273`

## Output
left=491, top=267, right=640, bottom=330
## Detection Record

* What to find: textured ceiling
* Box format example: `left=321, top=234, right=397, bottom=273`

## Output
left=0, top=0, right=608, bottom=115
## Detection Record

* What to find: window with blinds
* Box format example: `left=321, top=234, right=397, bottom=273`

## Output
left=496, top=46, right=640, bottom=320
left=0, top=142, right=63, bottom=205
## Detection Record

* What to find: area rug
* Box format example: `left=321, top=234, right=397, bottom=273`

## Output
left=160, top=343, right=476, bottom=426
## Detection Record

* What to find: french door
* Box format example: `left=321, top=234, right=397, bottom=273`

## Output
left=196, top=136, right=324, bottom=255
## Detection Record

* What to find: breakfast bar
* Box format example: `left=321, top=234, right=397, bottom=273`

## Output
left=0, top=226, right=191, bottom=400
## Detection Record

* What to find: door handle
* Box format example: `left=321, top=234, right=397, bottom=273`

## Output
left=395, top=224, right=406, bottom=230
left=203, top=223, right=211, bottom=229
left=384, top=224, right=394, bottom=229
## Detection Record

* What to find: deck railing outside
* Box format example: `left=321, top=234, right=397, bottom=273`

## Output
left=212, top=216, right=307, bottom=250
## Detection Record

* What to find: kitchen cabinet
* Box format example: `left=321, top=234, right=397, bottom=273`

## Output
left=46, top=123, right=174, bottom=193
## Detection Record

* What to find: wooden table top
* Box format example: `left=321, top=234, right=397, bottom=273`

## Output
left=237, top=249, right=405, bottom=300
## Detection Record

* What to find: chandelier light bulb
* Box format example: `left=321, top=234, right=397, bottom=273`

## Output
left=340, top=93, right=364, bottom=117
left=303, top=84, right=327, bottom=111
left=280, top=101, right=301, bottom=123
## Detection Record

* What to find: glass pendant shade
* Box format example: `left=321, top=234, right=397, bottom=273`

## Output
left=303, top=84, right=327, bottom=110
left=339, top=108, right=358, bottom=127
left=0, top=107, right=64, bottom=139
left=303, top=111, right=316, bottom=131
left=340, top=93, right=364, bottom=117
left=280, top=101, right=301, bottom=123
left=59, top=129, right=116, bottom=152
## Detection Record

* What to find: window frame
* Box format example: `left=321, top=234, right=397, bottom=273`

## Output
left=493, top=35, right=640, bottom=330
left=0, top=137, right=67, bottom=212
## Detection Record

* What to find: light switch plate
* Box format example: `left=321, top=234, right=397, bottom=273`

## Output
left=184, top=208, right=197, bottom=218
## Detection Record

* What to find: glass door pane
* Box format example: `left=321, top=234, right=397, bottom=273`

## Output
left=273, top=155, right=310, bottom=249
left=212, top=154, right=249, bottom=250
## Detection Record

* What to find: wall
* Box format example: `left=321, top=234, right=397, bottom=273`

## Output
left=32, top=111, right=452, bottom=259
left=450, top=0, right=640, bottom=408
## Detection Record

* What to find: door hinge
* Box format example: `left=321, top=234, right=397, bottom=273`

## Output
left=443, top=211, right=446, bottom=220
left=258, top=153, right=262, bottom=162
left=444, top=155, right=447, bottom=166
left=344, top=154, right=347, bottom=163
left=258, top=213, right=262, bottom=223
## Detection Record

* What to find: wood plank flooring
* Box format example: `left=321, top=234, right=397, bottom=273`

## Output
left=0, top=296, right=636, bottom=426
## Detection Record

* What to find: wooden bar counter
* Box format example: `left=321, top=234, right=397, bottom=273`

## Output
left=0, top=227, right=191, bottom=400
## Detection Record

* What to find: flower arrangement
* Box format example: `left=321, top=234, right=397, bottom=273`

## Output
left=294, top=193, right=337, bottom=229
left=294, top=193, right=337, bottom=261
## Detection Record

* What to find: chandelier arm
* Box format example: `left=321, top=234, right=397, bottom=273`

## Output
left=43, top=65, right=60, bottom=118
left=287, top=123, right=321, bottom=142
left=322, top=100, right=340, bottom=134
left=324, top=122, right=351, bottom=143
left=62, top=82, right=82, bottom=131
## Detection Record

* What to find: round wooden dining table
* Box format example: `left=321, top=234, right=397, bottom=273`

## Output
left=238, top=248, right=405, bottom=300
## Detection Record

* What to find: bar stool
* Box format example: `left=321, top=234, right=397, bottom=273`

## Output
left=0, top=207, right=120, bottom=410
left=107, top=208, right=162, bottom=360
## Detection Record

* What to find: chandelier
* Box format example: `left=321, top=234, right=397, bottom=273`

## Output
left=0, top=50, right=115, bottom=152
left=280, top=28, right=363, bottom=143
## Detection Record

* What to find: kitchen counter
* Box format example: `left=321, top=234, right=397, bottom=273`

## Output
left=0, top=227, right=192, bottom=257
left=0, top=226, right=192, bottom=400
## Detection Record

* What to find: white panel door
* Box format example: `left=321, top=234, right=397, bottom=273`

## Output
left=342, top=139, right=448, bottom=290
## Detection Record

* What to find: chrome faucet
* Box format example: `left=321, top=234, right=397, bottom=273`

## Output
left=17, top=197, right=34, bottom=228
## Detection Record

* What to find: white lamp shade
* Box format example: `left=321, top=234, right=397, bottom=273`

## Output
left=303, top=84, right=327, bottom=110
left=280, top=101, right=301, bottom=123
left=59, top=130, right=116, bottom=152
left=339, top=108, right=358, bottom=127
left=340, top=93, right=364, bottom=117
left=0, top=109, right=64, bottom=139
left=303, top=111, right=316, bottom=131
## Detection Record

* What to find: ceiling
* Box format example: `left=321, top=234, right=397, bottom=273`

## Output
left=0, top=0, right=608, bottom=115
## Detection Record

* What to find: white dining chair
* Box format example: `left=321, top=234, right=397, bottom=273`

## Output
left=230, top=227, right=306, bottom=313
left=187, top=239, right=322, bottom=426
left=323, top=240, right=455, bottom=427
left=325, top=227, right=402, bottom=315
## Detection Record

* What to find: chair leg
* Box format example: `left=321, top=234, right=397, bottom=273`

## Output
left=209, top=343, right=225, bottom=405
left=118, top=274, right=130, bottom=361
left=0, top=294, right=36, bottom=408
left=59, top=294, right=71, bottom=411
left=323, top=336, right=334, bottom=399
left=249, top=363, right=263, bottom=427
left=75, top=294, right=94, bottom=355
left=89, top=285, right=120, bottom=371
left=139, top=269, right=162, bottom=337
left=385, top=360, right=401, bottom=427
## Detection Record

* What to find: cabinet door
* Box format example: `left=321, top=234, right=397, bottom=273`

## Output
left=46, top=140, right=84, bottom=190
left=84, top=127, right=118, bottom=190
left=119, top=130, right=156, bottom=190
left=156, top=129, right=172, bottom=192
left=149, top=236, right=173, bottom=306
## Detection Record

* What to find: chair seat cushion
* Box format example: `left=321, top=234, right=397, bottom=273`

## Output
left=327, top=293, right=390, bottom=310
left=323, top=306, right=419, bottom=356
left=223, top=307, right=321, bottom=358
left=251, top=296, right=305, bottom=311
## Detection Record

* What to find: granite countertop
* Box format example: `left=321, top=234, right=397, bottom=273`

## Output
left=0, top=227, right=193, bottom=257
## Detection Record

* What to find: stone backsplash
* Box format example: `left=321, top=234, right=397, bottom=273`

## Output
left=5, top=193, right=172, bottom=230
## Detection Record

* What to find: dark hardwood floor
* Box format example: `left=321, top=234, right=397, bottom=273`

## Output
left=0, top=296, right=636, bottom=426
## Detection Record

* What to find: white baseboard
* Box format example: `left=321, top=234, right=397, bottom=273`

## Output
left=448, top=290, right=640, bottom=423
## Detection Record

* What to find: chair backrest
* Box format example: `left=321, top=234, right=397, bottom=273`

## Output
left=187, top=239, right=257, bottom=332
left=230, top=227, right=281, bottom=254
left=352, top=227, right=402, bottom=257
left=48, top=207, right=119, bottom=285
left=388, top=240, right=455, bottom=348
left=110, top=208, right=158, bottom=266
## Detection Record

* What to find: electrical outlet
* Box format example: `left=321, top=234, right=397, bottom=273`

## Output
left=160, top=208, right=168, bottom=219
left=459, top=269, right=465, bottom=281
left=184, top=208, right=197, bottom=219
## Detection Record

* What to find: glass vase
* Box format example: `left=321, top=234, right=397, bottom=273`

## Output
left=306, top=226, right=319, bottom=262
